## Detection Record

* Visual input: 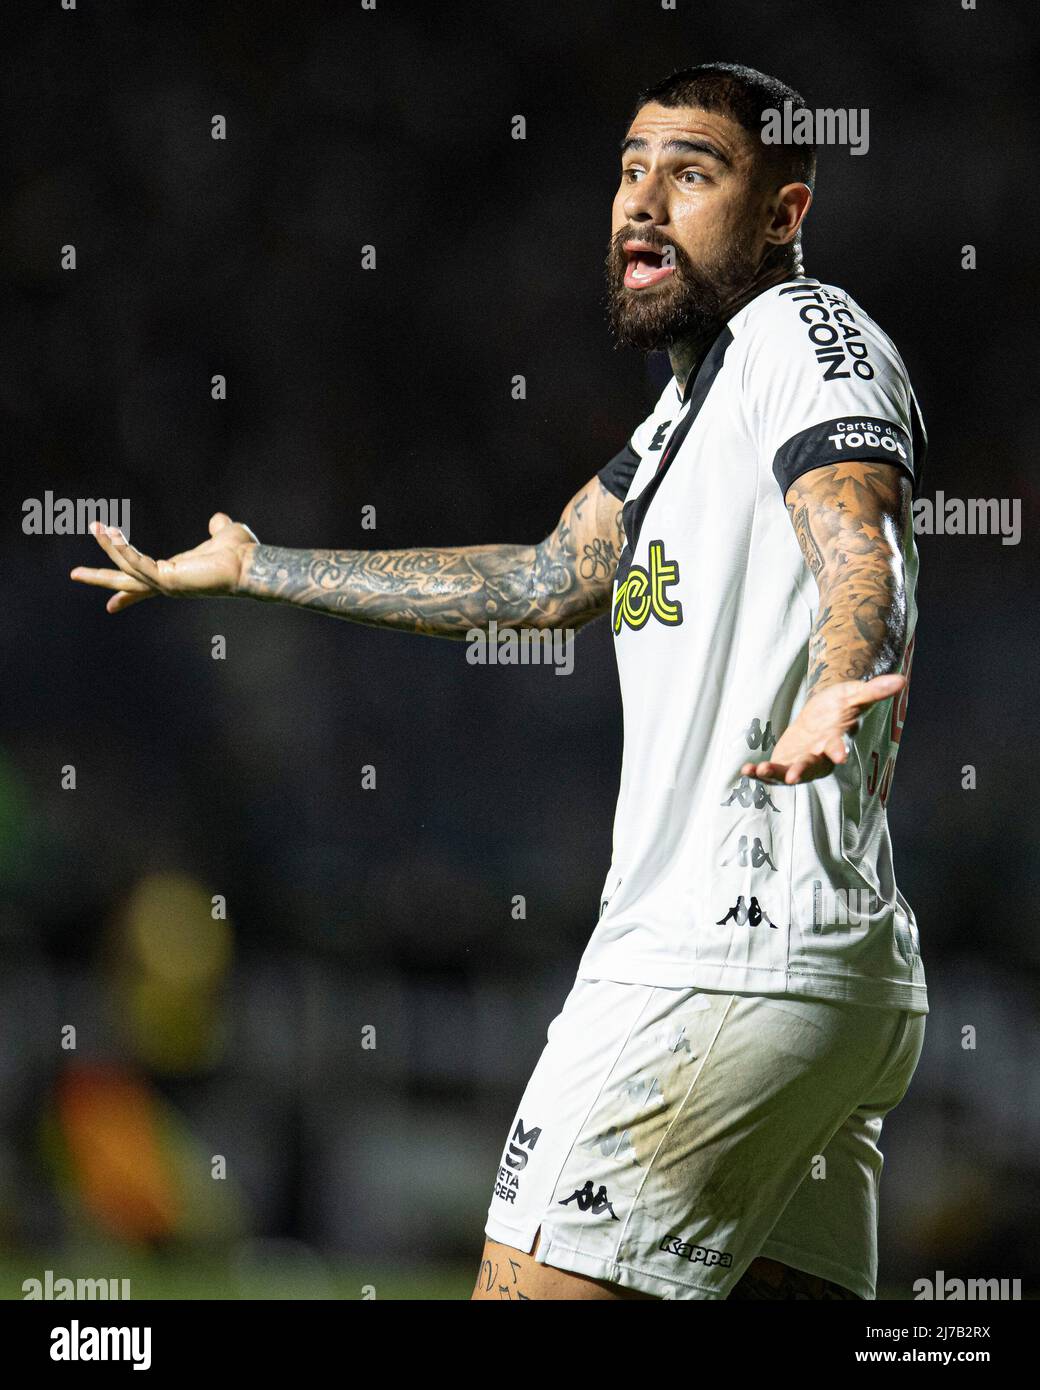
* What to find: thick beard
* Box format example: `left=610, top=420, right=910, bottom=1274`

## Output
left=605, top=227, right=761, bottom=352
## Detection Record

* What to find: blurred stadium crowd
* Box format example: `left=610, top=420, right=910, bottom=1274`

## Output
left=1, top=1, right=1038, bottom=1296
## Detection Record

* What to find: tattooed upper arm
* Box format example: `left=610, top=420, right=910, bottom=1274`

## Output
left=784, top=462, right=912, bottom=694
left=533, top=475, right=625, bottom=628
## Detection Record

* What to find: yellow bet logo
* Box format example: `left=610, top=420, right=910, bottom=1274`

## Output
left=613, top=540, right=683, bottom=634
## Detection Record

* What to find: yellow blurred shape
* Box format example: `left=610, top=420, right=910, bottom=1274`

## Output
left=125, top=871, right=232, bottom=985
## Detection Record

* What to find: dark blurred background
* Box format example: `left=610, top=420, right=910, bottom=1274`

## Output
left=1, top=0, right=1038, bottom=1298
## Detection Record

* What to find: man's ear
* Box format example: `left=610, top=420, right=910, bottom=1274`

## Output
left=764, top=182, right=813, bottom=249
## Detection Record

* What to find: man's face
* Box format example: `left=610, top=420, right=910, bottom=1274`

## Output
left=607, top=103, right=773, bottom=351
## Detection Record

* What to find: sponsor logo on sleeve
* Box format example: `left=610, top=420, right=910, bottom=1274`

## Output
left=494, top=1119, right=542, bottom=1206
left=778, top=283, right=876, bottom=381
left=826, top=419, right=908, bottom=459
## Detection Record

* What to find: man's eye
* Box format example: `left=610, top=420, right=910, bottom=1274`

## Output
left=679, top=169, right=706, bottom=185
left=622, top=167, right=645, bottom=182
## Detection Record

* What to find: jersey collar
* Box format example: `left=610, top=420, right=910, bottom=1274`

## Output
left=670, top=273, right=813, bottom=405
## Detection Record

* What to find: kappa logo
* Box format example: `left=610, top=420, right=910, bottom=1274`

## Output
left=587, top=1126, right=638, bottom=1164
left=559, top=1181, right=619, bottom=1219
left=743, top=718, right=777, bottom=752
left=716, top=895, right=778, bottom=928
left=660, top=1235, right=733, bottom=1268
left=722, top=777, right=779, bottom=811
left=613, top=539, right=683, bottom=634
left=724, top=835, right=777, bottom=870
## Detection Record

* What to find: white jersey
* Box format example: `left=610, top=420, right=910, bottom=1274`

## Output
left=581, top=276, right=928, bottom=1014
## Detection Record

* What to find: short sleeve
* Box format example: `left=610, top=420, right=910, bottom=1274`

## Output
left=597, top=439, right=641, bottom=501
left=743, top=284, right=926, bottom=499
left=598, top=384, right=682, bottom=501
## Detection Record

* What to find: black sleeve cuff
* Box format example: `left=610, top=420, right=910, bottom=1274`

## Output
left=773, top=417, right=916, bottom=497
left=598, top=439, right=641, bottom=501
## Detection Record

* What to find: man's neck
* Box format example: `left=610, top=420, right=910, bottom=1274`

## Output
left=668, top=263, right=801, bottom=397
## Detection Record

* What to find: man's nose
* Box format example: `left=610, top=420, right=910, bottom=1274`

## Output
left=623, top=170, right=666, bottom=223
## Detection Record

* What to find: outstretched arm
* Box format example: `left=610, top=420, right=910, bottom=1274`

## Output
left=743, top=460, right=912, bottom=784
left=71, top=476, right=626, bottom=637
left=240, top=477, right=624, bottom=634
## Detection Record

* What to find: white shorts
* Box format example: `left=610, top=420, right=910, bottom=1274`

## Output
left=484, top=978, right=925, bottom=1300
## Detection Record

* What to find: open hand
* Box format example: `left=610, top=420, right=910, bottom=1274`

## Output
left=741, top=673, right=907, bottom=785
left=70, top=513, right=257, bottom=614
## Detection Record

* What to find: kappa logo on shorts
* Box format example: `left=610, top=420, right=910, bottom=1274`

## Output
left=559, top=1181, right=619, bottom=1220
left=660, top=1235, right=733, bottom=1268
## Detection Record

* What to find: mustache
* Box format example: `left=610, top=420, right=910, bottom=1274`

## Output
left=604, top=226, right=739, bottom=352
left=609, top=227, right=681, bottom=259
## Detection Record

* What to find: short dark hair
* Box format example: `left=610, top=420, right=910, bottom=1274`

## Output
left=633, top=62, right=817, bottom=193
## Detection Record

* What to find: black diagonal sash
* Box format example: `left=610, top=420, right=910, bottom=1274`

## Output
left=614, top=325, right=734, bottom=587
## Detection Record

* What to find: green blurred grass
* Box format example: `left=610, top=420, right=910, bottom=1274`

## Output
left=3, top=1253, right=1034, bottom=1301
left=1, top=1250, right=474, bottom=1301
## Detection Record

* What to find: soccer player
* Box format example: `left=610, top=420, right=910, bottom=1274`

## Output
left=72, top=63, right=927, bottom=1301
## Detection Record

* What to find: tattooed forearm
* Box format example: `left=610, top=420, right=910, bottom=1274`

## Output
left=238, top=478, right=624, bottom=638
left=785, top=463, right=911, bottom=694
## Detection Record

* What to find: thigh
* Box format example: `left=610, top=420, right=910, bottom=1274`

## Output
left=483, top=977, right=665, bottom=1256
left=593, top=993, right=909, bottom=1298
left=481, top=983, right=909, bottom=1300
left=758, top=1010, right=926, bottom=1299
left=729, top=1256, right=865, bottom=1300
left=471, top=1233, right=658, bottom=1301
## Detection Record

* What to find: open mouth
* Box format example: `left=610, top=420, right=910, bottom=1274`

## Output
left=623, top=241, right=676, bottom=289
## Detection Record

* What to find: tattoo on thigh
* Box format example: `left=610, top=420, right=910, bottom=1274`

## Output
left=497, top=1256, right=531, bottom=1299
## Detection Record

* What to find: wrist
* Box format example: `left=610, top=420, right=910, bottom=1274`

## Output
left=235, top=542, right=258, bottom=597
